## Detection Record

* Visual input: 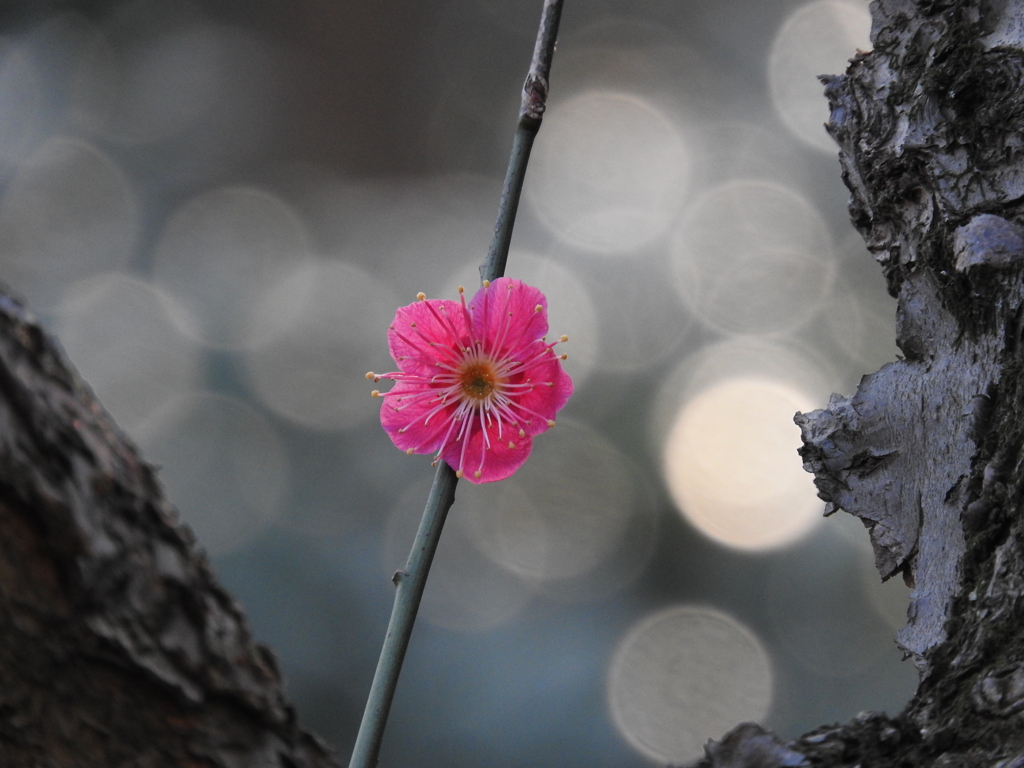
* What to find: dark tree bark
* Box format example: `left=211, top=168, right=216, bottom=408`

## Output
left=0, top=291, right=337, bottom=765
left=698, top=0, right=1024, bottom=766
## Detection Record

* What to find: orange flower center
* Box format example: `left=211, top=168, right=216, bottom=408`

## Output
left=459, top=361, right=497, bottom=401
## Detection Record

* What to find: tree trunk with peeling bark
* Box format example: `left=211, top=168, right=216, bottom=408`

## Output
left=699, top=0, right=1024, bottom=766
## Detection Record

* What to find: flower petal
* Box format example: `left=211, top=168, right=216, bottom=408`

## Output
left=469, top=278, right=549, bottom=358
left=441, top=419, right=534, bottom=483
left=524, top=362, right=573, bottom=426
left=377, top=278, right=573, bottom=483
left=380, top=380, right=458, bottom=454
left=501, top=344, right=574, bottom=436
left=387, top=298, right=467, bottom=378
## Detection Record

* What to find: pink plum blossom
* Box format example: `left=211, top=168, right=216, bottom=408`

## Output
left=368, top=277, right=573, bottom=484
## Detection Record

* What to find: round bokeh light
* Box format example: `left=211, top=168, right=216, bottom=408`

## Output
left=385, top=482, right=535, bottom=633
left=608, top=605, right=773, bottom=765
left=527, top=90, right=690, bottom=255
left=242, top=259, right=399, bottom=432
left=135, top=392, right=287, bottom=556
left=662, top=377, right=823, bottom=551
left=151, top=186, right=313, bottom=349
left=672, top=179, right=835, bottom=336
left=54, top=272, right=202, bottom=434
left=0, top=137, right=138, bottom=308
left=462, top=418, right=636, bottom=586
left=768, top=0, right=872, bottom=153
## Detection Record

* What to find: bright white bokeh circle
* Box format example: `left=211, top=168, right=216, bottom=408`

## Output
left=768, top=0, right=872, bottom=153
left=608, top=605, right=773, bottom=765
left=527, top=90, right=690, bottom=254
left=672, top=180, right=835, bottom=335
left=662, top=377, right=823, bottom=551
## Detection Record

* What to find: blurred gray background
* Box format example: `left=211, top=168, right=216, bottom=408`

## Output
left=0, top=0, right=917, bottom=765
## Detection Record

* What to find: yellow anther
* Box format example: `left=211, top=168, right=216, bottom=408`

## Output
left=406, top=448, right=415, bottom=455
left=560, top=335, right=569, bottom=342
left=365, top=371, right=375, bottom=380
left=456, top=470, right=464, bottom=478
left=519, top=428, right=525, bottom=437
left=416, top=292, right=426, bottom=301
left=458, top=285, right=465, bottom=294
left=508, top=441, right=515, bottom=449
left=534, top=304, right=542, bottom=312
left=560, top=354, right=568, bottom=360
left=482, top=279, right=491, bottom=287
left=547, top=419, right=556, bottom=427
left=474, top=470, right=482, bottom=478
left=410, top=322, right=417, bottom=327
left=371, top=390, right=381, bottom=397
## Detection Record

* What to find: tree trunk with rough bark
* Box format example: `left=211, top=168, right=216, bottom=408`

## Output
left=699, top=0, right=1024, bottom=766
left=0, top=291, right=338, bottom=765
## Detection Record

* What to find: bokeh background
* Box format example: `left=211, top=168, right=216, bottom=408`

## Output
left=0, top=0, right=918, bottom=765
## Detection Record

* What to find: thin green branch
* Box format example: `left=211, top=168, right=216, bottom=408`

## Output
left=347, top=462, right=457, bottom=768
left=347, top=2, right=564, bottom=767
left=481, top=0, right=563, bottom=284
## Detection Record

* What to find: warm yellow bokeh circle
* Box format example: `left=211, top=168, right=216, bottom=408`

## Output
left=663, top=377, right=823, bottom=550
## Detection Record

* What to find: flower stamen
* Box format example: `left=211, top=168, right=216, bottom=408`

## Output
left=459, top=361, right=498, bottom=401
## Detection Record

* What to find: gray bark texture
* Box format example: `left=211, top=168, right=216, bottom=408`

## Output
left=0, top=290, right=337, bottom=765
left=697, top=0, right=1024, bottom=766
